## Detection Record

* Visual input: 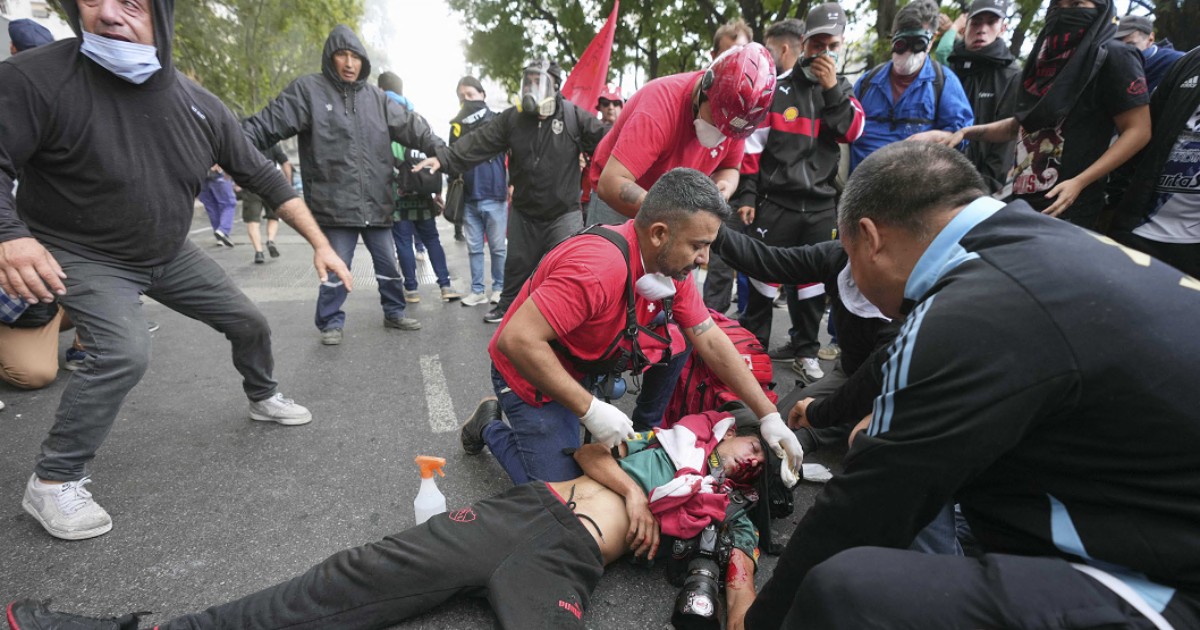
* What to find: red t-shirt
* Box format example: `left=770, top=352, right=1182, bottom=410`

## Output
left=587, top=71, right=746, bottom=197
left=489, top=221, right=709, bottom=406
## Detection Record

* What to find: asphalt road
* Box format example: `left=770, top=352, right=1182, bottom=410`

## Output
left=0, top=210, right=842, bottom=629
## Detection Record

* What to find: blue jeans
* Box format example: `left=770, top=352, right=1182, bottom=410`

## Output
left=463, top=198, right=507, bottom=295
left=909, top=502, right=965, bottom=556
left=315, top=226, right=407, bottom=331
left=483, top=348, right=689, bottom=485
left=392, top=219, right=452, bottom=291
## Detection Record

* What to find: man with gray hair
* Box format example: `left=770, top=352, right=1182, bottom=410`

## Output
left=747, top=141, right=1200, bottom=629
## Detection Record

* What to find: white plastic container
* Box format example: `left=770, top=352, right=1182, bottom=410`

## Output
left=413, top=455, right=447, bottom=525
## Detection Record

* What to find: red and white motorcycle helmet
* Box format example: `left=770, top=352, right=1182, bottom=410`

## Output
left=703, top=42, right=776, bottom=139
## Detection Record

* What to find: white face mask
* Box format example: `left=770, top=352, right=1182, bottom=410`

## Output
left=891, top=51, right=926, bottom=76
left=636, top=252, right=678, bottom=301
left=80, top=32, right=161, bottom=84
left=693, top=118, right=727, bottom=149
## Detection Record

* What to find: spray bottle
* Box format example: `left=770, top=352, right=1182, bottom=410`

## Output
left=413, top=455, right=447, bottom=525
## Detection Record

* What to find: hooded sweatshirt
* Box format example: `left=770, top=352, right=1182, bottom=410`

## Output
left=449, top=99, right=507, bottom=203
left=0, top=0, right=295, bottom=266
left=948, top=38, right=1021, bottom=193
left=242, top=25, right=446, bottom=228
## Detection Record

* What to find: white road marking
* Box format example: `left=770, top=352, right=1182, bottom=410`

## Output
left=420, top=355, right=458, bottom=433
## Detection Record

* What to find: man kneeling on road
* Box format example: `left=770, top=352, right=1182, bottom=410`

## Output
left=465, top=168, right=803, bottom=484
left=7, top=407, right=777, bottom=629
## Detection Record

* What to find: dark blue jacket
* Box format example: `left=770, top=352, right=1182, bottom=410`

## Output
left=1141, top=42, right=1185, bottom=93
left=449, top=101, right=507, bottom=202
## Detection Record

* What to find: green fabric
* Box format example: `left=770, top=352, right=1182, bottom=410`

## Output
left=618, top=432, right=760, bottom=565
left=934, top=29, right=957, bottom=65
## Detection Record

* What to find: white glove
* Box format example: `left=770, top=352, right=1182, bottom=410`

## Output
left=580, top=397, right=635, bottom=449
left=759, top=412, right=804, bottom=474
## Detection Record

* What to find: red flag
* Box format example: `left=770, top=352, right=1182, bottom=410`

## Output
left=562, top=1, right=619, bottom=115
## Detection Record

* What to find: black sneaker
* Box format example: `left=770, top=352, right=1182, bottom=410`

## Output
left=5, top=599, right=145, bottom=630
left=482, top=307, right=506, bottom=324
left=213, top=230, right=234, bottom=248
left=254, top=251, right=265, bottom=264
left=460, top=398, right=501, bottom=455
left=266, top=240, right=280, bottom=258
left=767, top=339, right=800, bottom=362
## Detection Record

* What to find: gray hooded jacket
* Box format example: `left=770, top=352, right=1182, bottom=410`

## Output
left=242, top=25, right=445, bottom=227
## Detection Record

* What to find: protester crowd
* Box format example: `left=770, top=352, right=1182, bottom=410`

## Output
left=2, top=0, right=1199, bottom=628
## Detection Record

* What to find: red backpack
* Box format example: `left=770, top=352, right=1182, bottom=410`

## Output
left=662, top=310, right=777, bottom=428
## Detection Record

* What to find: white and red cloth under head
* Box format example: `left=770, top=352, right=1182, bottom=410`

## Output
left=647, top=410, right=737, bottom=539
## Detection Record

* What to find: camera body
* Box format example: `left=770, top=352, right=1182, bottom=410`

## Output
left=667, top=522, right=735, bottom=629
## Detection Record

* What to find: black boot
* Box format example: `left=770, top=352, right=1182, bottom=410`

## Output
left=460, top=398, right=501, bottom=455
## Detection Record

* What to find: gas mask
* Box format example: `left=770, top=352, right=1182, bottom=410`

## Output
left=891, top=30, right=931, bottom=77
left=519, top=61, right=557, bottom=117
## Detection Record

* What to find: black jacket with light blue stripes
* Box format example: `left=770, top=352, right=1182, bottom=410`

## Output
left=749, top=198, right=1200, bottom=629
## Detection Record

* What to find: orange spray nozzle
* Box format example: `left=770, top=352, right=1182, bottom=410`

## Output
left=415, top=455, right=446, bottom=479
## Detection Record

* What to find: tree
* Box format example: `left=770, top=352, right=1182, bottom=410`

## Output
left=173, top=0, right=365, bottom=116
left=446, top=0, right=820, bottom=92
left=1153, top=0, right=1199, bottom=51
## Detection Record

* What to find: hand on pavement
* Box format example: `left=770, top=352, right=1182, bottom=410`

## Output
left=0, top=237, right=66, bottom=304
left=759, top=411, right=804, bottom=473
left=580, top=396, right=635, bottom=449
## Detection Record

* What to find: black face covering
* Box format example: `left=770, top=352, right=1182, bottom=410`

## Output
left=1014, top=0, right=1116, bottom=132
left=1045, top=7, right=1099, bottom=37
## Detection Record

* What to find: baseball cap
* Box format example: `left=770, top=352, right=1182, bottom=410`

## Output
left=1114, top=15, right=1153, bottom=39
left=805, top=3, right=848, bottom=39
left=967, top=0, right=1008, bottom=20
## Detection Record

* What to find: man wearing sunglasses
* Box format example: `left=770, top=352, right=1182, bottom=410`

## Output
left=850, top=0, right=973, bottom=172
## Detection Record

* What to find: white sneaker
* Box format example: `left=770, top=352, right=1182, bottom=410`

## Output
left=249, top=393, right=313, bottom=426
left=0, top=399, right=5, bottom=411
left=22, top=474, right=113, bottom=540
left=792, top=357, right=825, bottom=384
left=489, top=292, right=500, bottom=304
left=461, top=292, right=488, bottom=307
